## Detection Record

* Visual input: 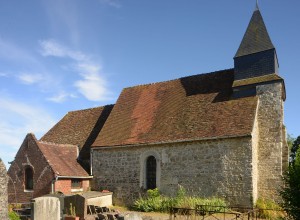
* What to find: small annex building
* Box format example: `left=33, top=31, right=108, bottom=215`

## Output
left=7, top=133, right=91, bottom=203
left=7, top=6, right=288, bottom=207
left=7, top=106, right=113, bottom=203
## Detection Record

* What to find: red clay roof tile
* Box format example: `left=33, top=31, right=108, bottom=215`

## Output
left=40, top=105, right=113, bottom=159
left=37, top=141, right=90, bottom=177
left=92, top=69, right=258, bottom=147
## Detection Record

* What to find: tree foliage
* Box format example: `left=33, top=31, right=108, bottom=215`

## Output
left=287, top=134, right=296, bottom=151
left=290, top=135, right=300, bottom=162
left=281, top=148, right=300, bottom=219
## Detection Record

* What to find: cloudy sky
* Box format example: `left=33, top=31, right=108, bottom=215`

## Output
left=0, top=0, right=299, bottom=167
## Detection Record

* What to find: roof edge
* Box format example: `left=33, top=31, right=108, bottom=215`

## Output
left=24, top=133, right=58, bottom=176
left=232, top=73, right=283, bottom=88
left=56, top=175, right=93, bottom=179
left=234, top=47, right=275, bottom=59
left=122, top=68, right=234, bottom=90
left=92, top=134, right=252, bottom=150
left=67, top=104, right=114, bottom=114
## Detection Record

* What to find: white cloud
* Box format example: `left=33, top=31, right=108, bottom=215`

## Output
left=99, top=0, right=121, bottom=8
left=39, top=39, right=112, bottom=102
left=41, top=0, right=80, bottom=45
left=47, top=91, right=77, bottom=103
left=18, top=73, right=43, bottom=85
left=39, top=39, right=87, bottom=61
left=0, top=72, right=8, bottom=77
left=75, top=72, right=109, bottom=101
left=0, top=97, right=56, bottom=133
left=0, top=96, right=57, bottom=166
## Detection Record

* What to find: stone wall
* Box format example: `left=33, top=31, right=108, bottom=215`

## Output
left=0, top=158, right=8, bottom=220
left=256, top=82, right=287, bottom=201
left=251, top=109, right=259, bottom=204
left=92, top=137, right=255, bottom=206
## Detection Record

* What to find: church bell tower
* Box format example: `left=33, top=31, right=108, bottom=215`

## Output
left=232, top=4, right=285, bottom=101
left=233, top=3, right=288, bottom=202
left=234, top=4, right=279, bottom=80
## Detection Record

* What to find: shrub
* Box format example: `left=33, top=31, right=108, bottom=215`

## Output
left=133, top=187, right=227, bottom=212
left=256, top=198, right=285, bottom=220
left=8, top=211, right=20, bottom=220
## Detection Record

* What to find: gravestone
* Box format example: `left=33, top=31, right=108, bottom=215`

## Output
left=0, top=158, right=8, bottom=220
left=32, top=196, right=60, bottom=220
left=64, top=194, right=86, bottom=219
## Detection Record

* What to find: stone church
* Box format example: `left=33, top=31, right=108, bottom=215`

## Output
left=90, top=6, right=288, bottom=206
left=8, top=5, right=288, bottom=207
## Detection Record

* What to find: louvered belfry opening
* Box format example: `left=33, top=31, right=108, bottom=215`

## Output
left=146, top=156, right=157, bottom=189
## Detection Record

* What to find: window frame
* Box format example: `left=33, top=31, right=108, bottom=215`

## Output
left=139, top=151, right=161, bottom=190
left=71, top=179, right=83, bottom=189
left=24, top=166, right=34, bottom=192
left=146, top=156, right=157, bottom=189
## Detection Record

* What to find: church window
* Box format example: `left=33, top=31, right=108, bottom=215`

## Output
left=25, top=166, right=33, bottom=190
left=146, top=156, right=157, bottom=189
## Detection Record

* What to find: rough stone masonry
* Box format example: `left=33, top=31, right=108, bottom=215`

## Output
left=0, top=158, right=8, bottom=220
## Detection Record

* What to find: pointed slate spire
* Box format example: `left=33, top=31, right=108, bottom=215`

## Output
left=234, top=6, right=279, bottom=82
left=235, top=8, right=274, bottom=58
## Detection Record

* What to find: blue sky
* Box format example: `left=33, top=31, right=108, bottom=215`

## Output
left=0, top=0, right=299, bottom=167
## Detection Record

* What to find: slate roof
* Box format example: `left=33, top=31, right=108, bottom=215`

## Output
left=41, top=105, right=113, bottom=159
left=37, top=140, right=90, bottom=177
left=235, top=9, right=274, bottom=58
left=92, top=69, right=258, bottom=148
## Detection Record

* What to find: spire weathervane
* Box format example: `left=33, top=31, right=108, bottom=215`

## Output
left=255, top=0, right=259, bottom=11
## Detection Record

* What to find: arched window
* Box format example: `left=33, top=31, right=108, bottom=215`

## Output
left=146, top=156, right=157, bottom=189
left=25, top=166, right=33, bottom=190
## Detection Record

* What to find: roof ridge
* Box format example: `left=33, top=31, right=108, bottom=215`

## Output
left=67, top=104, right=114, bottom=114
left=123, top=68, right=234, bottom=90
left=38, top=140, right=77, bottom=148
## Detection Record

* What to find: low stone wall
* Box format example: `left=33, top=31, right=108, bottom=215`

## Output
left=0, top=159, right=8, bottom=220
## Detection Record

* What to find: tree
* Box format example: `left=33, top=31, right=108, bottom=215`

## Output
left=290, top=135, right=300, bottom=162
left=287, top=134, right=295, bottom=151
left=281, top=147, right=300, bottom=219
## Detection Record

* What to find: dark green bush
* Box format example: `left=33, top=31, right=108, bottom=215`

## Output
left=280, top=163, right=300, bottom=219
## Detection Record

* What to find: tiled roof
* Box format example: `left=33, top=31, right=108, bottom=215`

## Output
left=37, top=140, right=90, bottom=177
left=233, top=73, right=283, bottom=87
left=40, top=105, right=113, bottom=160
left=235, top=9, right=274, bottom=58
left=92, top=69, right=258, bottom=147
